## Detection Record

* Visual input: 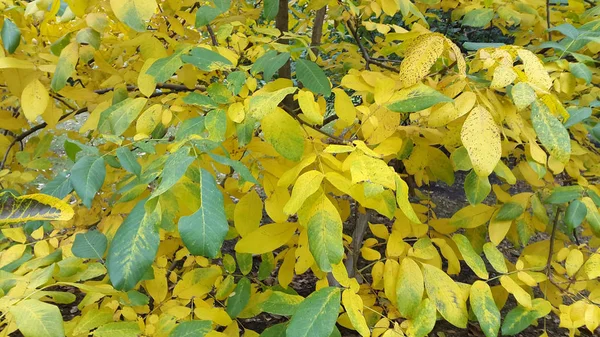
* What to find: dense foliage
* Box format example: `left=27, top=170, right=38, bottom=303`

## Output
left=1, top=0, right=600, bottom=336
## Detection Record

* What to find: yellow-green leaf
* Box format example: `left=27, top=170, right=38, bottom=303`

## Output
left=0, top=192, right=74, bottom=224
left=470, top=281, right=501, bottom=337
left=531, top=100, right=571, bottom=163
left=283, top=170, right=324, bottom=215
left=248, top=87, right=297, bottom=120
left=395, top=257, right=424, bottom=318
left=235, top=222, right=297, bottom=254
left=10, top=299, right=64, bottom=337
left=452, top=234, right=489, bottom=279
left=422, top=263, right=468, bottom=328
left=51, top=42, right=79, bottom=92
left=342, top=289, right=370, bottom=337
left=262, top=107, right=305, bottom=161
left=110, top=0, right=157, bottom=32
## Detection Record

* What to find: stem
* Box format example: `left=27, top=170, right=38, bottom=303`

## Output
left=345, top=20, right=398, bottom=73
left=346, top=209, right=370, bottom=281
left=546, top=0, right=552, bottom=41
left=545, top=208, right=562, bottom=278
left=310, top=7, right=327, bottom=58
left=281, top=106, right=348, bottom=144
left=206, top=25, right=218, bottom=46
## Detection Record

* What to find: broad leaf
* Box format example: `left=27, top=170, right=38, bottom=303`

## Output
left=295, top=59, right=331, bottom=97
left=0, top=192, right=74, bottom=224
left=464, top=170, right=491, bottom=205
left=51, top=42, right=78, bottom=92
left=169, top=321, right=212, bottom=337
left=226, top=277, right=251, bottom=318
left=98, top=97, right=148, bottom=136
left=70, top=156, right=106, bottom=208
left=151, top=147, right=194, bottom=198
left=387, top=83, right=452, bottom=113
left=72, top=230, right=107, bottom=259
left=286, top=287, right=340, bottom=337
left=460, top=106, right=501, bottom=177
left=470, top=281, right=501, bottom=337
left=531, top=100, right=571, bottom=163
left=2, top=18, right=21, bottom=54
left=422, top=264, right=468, bottom=328
left=395, top=257, right=424, bottom=318
left=10, top=299, right=64, bottom=337
left=110, top=0, right=157, bottom=32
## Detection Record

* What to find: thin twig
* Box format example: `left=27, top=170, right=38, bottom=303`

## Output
left=545, top=208, right=562, bottom=277
left=346, top=20, right=398, bottom=72
left=546, top=0, right=552, bottom=41
left=281, top=106, right=348, bottom=144
left=0, top=107, right=89, bottom=170
left=206, top=25, right=218, bottom=46
left=94, top=83, right=205, bottom=95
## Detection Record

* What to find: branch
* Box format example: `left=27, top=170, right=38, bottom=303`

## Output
left=346, top=20, right=398, bottom=73
left=310, top=7, right=327, bottom=58
left=545, top=207, right=562, bottom=278
left=546, top=0, right=552, bottom=41
left=206, top=25, right=218, bottom=46
left=94, top=83, right=205, bottom=95
left=0, top=107, right=89, bottom=170
left=281, top=106, right=348, bottom=144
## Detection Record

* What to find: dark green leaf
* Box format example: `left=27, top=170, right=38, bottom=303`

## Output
left=2, top=18, right=21, bottom=54
left=286, top=287, right=340, bottom=337
left=72, top=231, right=107, bottom=260
left=495, top=202, right=524, bottom=221
left=178, top=169, right=228, bottom=258
left=545, top=185, right=583, bottom=204
left=70, top=156, right=106, bottom=208
left=106, top=199, right=160, bottom=291
left=226, top=277, right=251, bottom=318
left=182, top=47, right=232, bottom=71
left=41, top=173, right=73, bottom=199
left=295, top=59, right=331, bottom=97
left=264, top=52, right=290, bottom=81
left=564, top=107, right=591, bottom=128
left=263, top=0, right=279, bottom=21
left=462, top=8, right=494, bottom=27
left=261, top=291, right=304, bottom=316
left=151, top=147, right=195, bottom=198
left=208, top=153, right=259, bottom=184
left=569, top=63, right=592, bottom=84
left=116, top=147, right=141, bottom=177
left=565, top=199, right=587, bottom=230
left=182, top=92, right=218, bottom=109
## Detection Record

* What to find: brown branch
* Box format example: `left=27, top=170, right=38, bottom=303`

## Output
left=281, top=106, right=348, bottom=144
left=310, top=7, right=327, bottom=58
left=546, top=0, right=552, bottom=41
left=346, top=20, right=398, bottom=73
left=545, top=208, right=562, bottom=278
left=0, top=107, right=89, bottom=170
left=206, top=25, right=218, bottom=46
left=94, top=83, right=205, bottom=95
left=276, top=0, right=295, bottom=110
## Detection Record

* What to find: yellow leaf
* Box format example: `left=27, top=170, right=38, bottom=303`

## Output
left=265, top=187, right=290, bottom=223
left=450, top=204, right=495, bottom=228
left=348, top=152, right=396, bottom=190
left=144, top=266, right=168, bottom=303
left=1, top=227, right=27, bottom=243
left=248, top=87, right=297, bottom=120
left=565, top=249, right=584, bottom=277
left=278, top=248, right=296, bottom=289
left=422, top=263, right=468, bottom=328
left=110, top=0, right=157, bottom=32
left=396, top=257, right=424, bottom=318
left=342, top=289, right=370, bottom=337
left=332, top=88, right=356, bottom=127
left=283, top=171, right=324, bottom=215
left=298, top=90, right=323, bottom=125
left=227, top=102, right=245, bottom=123
left=22, top=79, right=49, bottom=121
left=399, top=33, right=445, bottom=88
left=234, top=189, right=263, bottom=237
left=235, top=222, right=297, bottom=254
left=429, top=92, right=476, bottom=127
left=517, top=49, right=552, bottom=92
left=136, top=104, right=162, bottom=136
left=500, top=275, right=532, bottom=308
left=490, top=65, right=516, bottom=89
left=0, top=57, right=35, bottom=69
left=395, top=175, right=421, bottom=224
left=460, top=106, right=501, bottom=177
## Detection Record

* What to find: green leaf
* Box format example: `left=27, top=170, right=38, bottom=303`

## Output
left=500, top=306, right=539, bottom=336
left=451, top=147, right=473, bottom=171
left=263, top=0, right=279, bottom=21
left=264, top=52, right=290, bottom=81
left=452, top=234, right=489, bottom=279
left=169, top=320, right=212, bottom=337
left=94, top=321, right=141, bottom=337
left=531, top=100, right=571, bottom=163
left=76, top=28, right=101, bottom=49
left=495, top=202, right=524, bottom=221
left=151, top=147, right=195, bottom=198
left=226, top=277, right=251, bottom=318
left=464, top=170, right=491, bottom=205
left=470, top=281, right=501, bottom=337
left=72, top=308, right=113, bottom=336
left=182, top=92, right=218, bottom=109
left=116, top=147, right=141, bottom=177
left=295, top=59, right=331, bottom=97
left=303, top=192, right=344, bottom=272
left=182, top=47, right=232, bottom=71
left=261, top=291, right=304, bottom=316
left=110, top=0, right=157, bottom=32
left=208, top=153, right=259, bottom=184
left=565, top=199, right=587, bottom=230
left=70, top=156, right=106, bottom=208
left=569, top=63, right=592, bottom=84
left=195, top=0, right=230, bottom=26
left=9, top=299, right=64, bottom=337
left=422, top=264, right=468, bottom=328
left=248, top=87, right=297, bottom=120
left=260, top=323, right=287, bottom=337
left=72, top=230, right=107, bottom=259
left=548, top=23, right=580, bottom=40
left=146, top=49, right=187, bottom=83
left=407, top=298, right=436, bottom=337
left=98, top=97, right=147, bottom=136
left=395, top=257, right=424, bottom=318
left=462, top=8, right=494, bottom=27
left=175, top=116, right=205, bottom=141
left=205, top=109, right=227, bottom=141
left=51, top=42, right=78, bottom=92
left=41, top=172, right=74, bottom=199
left=286, top=287, right=340, bottom=337
left=50, top=33, right=72, bottom=56
left=178, top=168, right=228, bottom=258
left=387, top=83, right=452, bottom=113
left=564, top=107, right=591, bottom=128
left=226, top=71, right=246, bottom=95
left=2, top=18, right=21, bottom=54
left=261, top=106, right=305, bottom=161
left=106, top=198, right=161, bottom=291
left=545, top=185, right=583, bottom=204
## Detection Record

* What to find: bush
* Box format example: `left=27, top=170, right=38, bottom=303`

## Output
left=0, top=1, right=599, bottom=337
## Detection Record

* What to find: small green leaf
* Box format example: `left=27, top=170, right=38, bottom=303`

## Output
left=564, top=107, right=591, bottom=128
left=565, top=199, right=587, bottom=230
left=264, top=52, right=290, bottom=81
left=182, top=47, right=232, bottom=71
left=182, top=92, right=218, bottom=109
left=464, top=170, right=491, bottom=205
left=195, top=0, right=230, bottom=27
left=178, top=169, right=229, bottom=258
left=453, top=234, right=489, bottom=279
left=500, top=306, right=539, bottom=336
left=116, top=147, right=141, bottom=177
left=151, top=147, right=195, bottom=198
left=169, top=320, right=212, bottom=337
left=70, top=156, right=106, bottom=208
left=94, top=321, right=141, bottom=337
left=495, top=202, right=524, bottom=221
left=226, top=277, right=251, bottom=318
left=2, top=18, right=21, bottom=54
left=545, top=185, right=583, bottom=204
left=51, top=42, right=79, bottom=92
left=208, top=153, right=259, bottom=184
left=261, top=291, right=304, bottom=316
left=263, top=0, right=279, bottom=21
left=295, top=59, right=331, bottom=97
left=569, top=63, right=592, bottom=84
left=286, top=287, right=340, bottom=337
left=41, top=173, right=73, bottom=199
left=146, top=50, right=186, bottom=83
left=387, top=83, right=452, bottom=113
left=72, top=231, right=107, bottom=259
left=98, top=97, right=148, bottom=136
left=462, top=8, right=494, bottom=27
left=531, top=100, right=571, bottom=163
left=10, top=299, right=64, bottom=337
